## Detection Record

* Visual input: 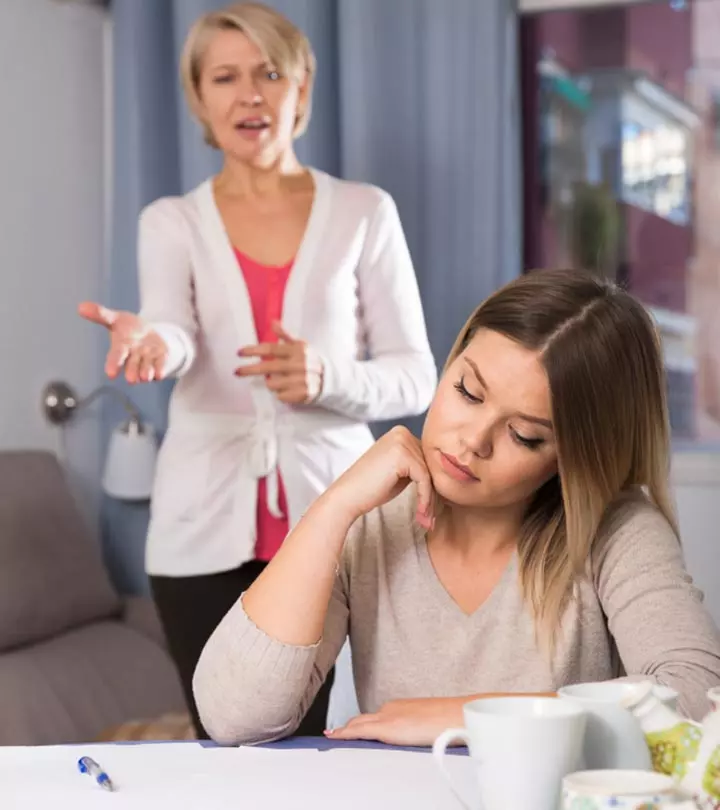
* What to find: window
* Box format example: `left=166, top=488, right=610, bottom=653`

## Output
left=519, top=0, right=720, bottom=446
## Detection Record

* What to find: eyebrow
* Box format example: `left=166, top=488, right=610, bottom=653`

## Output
left=208, top=61, right=271, bottom=72
left=464, top=357, right=489, bottom=390
left=463, top=356, right=554, bottom=431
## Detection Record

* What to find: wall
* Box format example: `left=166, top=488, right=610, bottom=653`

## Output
left=0, top=1, right=107, bottom=527
left=673, top=458, right=720, bottom=627
left=519, top=0, right=646, bottom=10
left=625, top=206, right=692, bottom=312
left=626, top=1, right=692, bottom=101
left=689, top=0, right=720, bottom=429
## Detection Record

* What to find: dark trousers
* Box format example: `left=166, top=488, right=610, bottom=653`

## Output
left=150, top=561, right=334, bottom=740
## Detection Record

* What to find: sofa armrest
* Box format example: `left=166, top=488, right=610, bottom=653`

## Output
left=121, top=596, right=167, bottom=649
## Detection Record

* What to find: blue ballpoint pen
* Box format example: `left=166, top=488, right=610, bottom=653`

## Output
left=78, top=755, right=116, bottom=792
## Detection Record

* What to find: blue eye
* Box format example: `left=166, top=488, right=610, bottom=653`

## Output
left=453, top=378, right=483, bottom=404
left=265, top=69, right=280, bottom=81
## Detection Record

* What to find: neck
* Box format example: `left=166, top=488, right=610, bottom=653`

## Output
left=216, top=149, right=306, bottom=199
left=429, top=502, right=525, bottom=561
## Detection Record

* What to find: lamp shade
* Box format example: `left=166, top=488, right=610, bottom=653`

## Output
left=102, top=420, right=158, bottom=500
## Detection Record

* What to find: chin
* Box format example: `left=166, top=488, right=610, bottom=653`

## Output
left=222, top=133, right=274, bottom=160
left=229, top=142, right=268, bottom=160
left=433, top=482, right=504, bottom=512
left=428, top=466, right=478, bottom=507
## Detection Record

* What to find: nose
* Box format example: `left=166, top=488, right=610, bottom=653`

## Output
left=237, top=76, right=263, bottom=107
left=471, top=437, right=493, bottom=460
left=463, top=417, right=494, bottom=460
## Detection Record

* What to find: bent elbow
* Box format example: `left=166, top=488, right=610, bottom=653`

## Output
left=198, top=702, right=300, bottom=747
left=193, top=667, right=301, bottom=746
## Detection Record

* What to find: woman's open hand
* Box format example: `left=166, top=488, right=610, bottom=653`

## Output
left=325, top=692, right=557, bottom=746
left=324, top=698, right=463, bottom=747
left=78, top=301, right=168, bottom=383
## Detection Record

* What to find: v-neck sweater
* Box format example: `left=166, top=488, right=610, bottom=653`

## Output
left=193, top=487, right=720, bottom=744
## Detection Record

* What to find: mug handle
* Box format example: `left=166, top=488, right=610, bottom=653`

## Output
left=432, top=728, right=483, bottom=810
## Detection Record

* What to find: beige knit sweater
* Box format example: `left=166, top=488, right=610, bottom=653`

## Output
left=193, top=489, right=720, bottom=744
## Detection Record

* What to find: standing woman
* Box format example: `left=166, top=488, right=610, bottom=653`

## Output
left=79, top=2, right=436, bottom=738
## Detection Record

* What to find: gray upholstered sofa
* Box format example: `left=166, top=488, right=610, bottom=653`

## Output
left=0, top=451, right=185, bottom=745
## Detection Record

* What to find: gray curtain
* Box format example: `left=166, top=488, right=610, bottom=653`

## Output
left=105, top=0, right=520, bottom=593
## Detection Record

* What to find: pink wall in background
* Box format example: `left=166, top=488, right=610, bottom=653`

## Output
left=626, top=2, right=692, bottom=99
left=625, top=206, right=692, bottom=311
left=537, top=12, right=583, bottom=71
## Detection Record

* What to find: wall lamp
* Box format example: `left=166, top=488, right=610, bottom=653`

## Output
left=41, top=381, right=157, bottom=501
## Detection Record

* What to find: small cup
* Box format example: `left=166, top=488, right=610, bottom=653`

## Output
left=561, top=769, right=698, bottom=809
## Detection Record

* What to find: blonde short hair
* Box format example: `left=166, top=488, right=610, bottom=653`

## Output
left=179, top=2, right=316, bottom=148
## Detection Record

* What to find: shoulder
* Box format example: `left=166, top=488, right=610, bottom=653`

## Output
left=138, top=180, right=209, bottom=236
left=591, top=491, right=682, bottom=585
left=314, top=169, right=397, bottom=221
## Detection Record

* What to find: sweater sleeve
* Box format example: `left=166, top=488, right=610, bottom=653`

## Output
left=137, top=198, right=199, bottom=378
left=594, top=500, right=720, bottom=720
left=313, top=191, right=437, bottom=421
left=192, top=557, right=353, bottom=745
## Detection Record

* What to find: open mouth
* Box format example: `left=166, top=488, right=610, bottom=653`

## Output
left=235, top=118, right=270, bottom=132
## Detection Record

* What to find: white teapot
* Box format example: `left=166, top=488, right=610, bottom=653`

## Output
left=621, top=682, right=720, bottom=808
left=558, top=682, right=679, bottom=771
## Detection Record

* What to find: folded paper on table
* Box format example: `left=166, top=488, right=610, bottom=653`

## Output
left=0, top=742, right=474, bottom=810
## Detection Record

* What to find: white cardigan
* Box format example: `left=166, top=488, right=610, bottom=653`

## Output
left=139, top=168, right=437, bottom=576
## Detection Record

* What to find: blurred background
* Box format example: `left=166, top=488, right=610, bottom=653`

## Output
left=1, top=0, right=719, bottom=646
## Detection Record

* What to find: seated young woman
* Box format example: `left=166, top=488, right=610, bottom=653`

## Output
left=192, top=268, right=720, bottom=746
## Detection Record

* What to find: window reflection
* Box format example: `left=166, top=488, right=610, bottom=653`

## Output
left=521, top=0, right=720, bottom=442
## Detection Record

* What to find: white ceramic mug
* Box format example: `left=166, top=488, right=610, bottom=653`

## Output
left=557, top=682, right=679, bottom=770
left=561, top=769, right=699, bottom=809
left=433, top=696, right=586, bottom=810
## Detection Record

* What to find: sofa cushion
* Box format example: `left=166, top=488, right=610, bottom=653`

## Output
left=0, top=451, right=121, bottom=651
left=0, top=620, right=185, bottom=744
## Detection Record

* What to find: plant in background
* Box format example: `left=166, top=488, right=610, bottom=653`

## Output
left=569, top=181, right=621, bottom=280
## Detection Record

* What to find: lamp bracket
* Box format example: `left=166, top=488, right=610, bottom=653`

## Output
left=42, top=381, right=79, bottom=425
left=41, top=381, right=141, bottom=426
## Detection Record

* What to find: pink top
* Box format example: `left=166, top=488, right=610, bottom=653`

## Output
left=235, top=248, right=292, bottom=562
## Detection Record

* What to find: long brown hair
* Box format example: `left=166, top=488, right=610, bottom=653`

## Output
left=445, top=269, right=677, bottom=648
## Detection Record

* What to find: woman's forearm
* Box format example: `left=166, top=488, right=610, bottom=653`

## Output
left=192, top=489, right=354, bottom=743
left=242, top=490, right=356, bottom=646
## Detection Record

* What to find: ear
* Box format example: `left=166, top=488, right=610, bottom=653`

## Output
left=191, top=92, right=217, bottom=148
left=191, top=91, right=207, bottom=122
left=296, top=69, right=310, bottom=109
